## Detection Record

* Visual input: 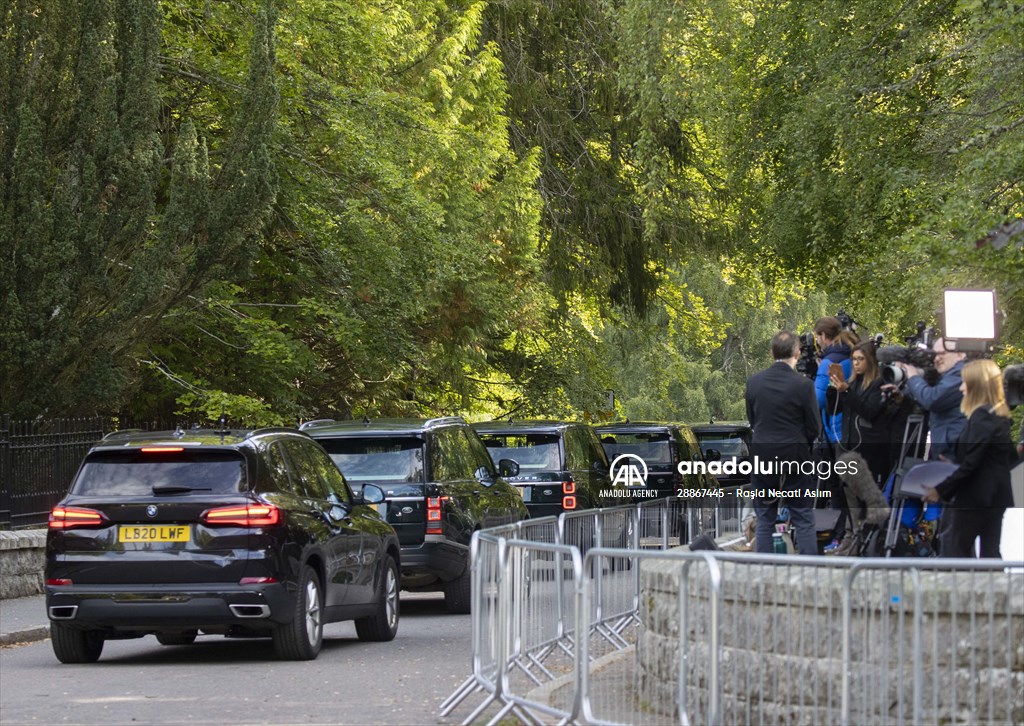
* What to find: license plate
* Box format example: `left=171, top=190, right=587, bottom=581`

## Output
left=514, top=486, right=531, bottom=502
left=118, top=525, right=190, bottom=543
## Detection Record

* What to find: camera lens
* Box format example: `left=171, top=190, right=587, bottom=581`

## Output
left=881, top=364, right=905, bottom=385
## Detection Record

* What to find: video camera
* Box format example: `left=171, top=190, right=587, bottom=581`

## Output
left=795, top=332, right=818, bottom=379
left=1005, top=363, right=1024, bottom=409
left=795, top=309, right=861, bottom=380
left=878, top=322, right=940, bottom=389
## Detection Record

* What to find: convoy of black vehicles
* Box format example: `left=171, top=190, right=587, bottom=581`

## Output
left=44, top=413, right=753, bottom=664
left=301, top=417, right=528, bottom=614
left=471, top=420, right=615, bottom=518
left=45, top=428, right=400, bottom=663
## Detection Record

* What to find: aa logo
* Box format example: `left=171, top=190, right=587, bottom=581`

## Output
left=609, top=454, right=648, bottom=488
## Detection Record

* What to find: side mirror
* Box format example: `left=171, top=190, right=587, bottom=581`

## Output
left=497, top=459, right=520, bottom=478
left=704, top=449, right=721, bottom=462
left=592, top=461, right=609, bottom=475
left=360, top=483, right=386, bottom=505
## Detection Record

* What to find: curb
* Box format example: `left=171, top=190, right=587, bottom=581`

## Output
left=0, top=625, right=49, bottom=647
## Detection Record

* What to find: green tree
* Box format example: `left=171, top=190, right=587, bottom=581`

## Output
left=0, top=0, right=278, bottom=417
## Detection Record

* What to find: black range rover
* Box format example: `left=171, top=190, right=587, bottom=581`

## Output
left=472, top=420, right=614, bottom=518
left=302, top=417, right=528, bottom=614
left=45, top=428, right=401, bottom=663
left=689, top=420, right=753, bottom=488
left=594, top=421, right=715, bottom=498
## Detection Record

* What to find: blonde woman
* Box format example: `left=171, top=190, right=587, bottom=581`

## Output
left=922, top=359, right=1016, bottom=557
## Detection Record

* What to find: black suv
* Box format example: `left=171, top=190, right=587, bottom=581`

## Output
left=689, top=420, right=753, bottom=488
left=45, top=428, right=401, bottom=664
left=472, top=420, right=614, bottom=517
left=302, top=417, right=528, bottom=614
left=594, top=421, right=715, bottom=498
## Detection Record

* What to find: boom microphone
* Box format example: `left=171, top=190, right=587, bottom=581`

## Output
left=837, top=451, right=890, bottom=526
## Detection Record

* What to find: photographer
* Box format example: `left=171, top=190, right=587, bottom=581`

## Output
left=830, top=341, right=894, bottom=484
left=894, top=337, right=967, bottom=462
left=888, top=337, right=967, bottom=556
left=814, top=316, right=859, bottom=445
left=921, top=360, right=1016, bottom=558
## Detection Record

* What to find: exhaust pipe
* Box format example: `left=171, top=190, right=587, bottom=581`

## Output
left=229, top=604, right=270, bottom=618
left=49, top=605, right=79, bottom=620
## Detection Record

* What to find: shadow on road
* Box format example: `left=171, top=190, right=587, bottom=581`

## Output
left=69, top=594, right=464, bottom=665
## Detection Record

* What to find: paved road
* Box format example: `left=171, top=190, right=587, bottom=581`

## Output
left=0, top=593, right=470, bottom=725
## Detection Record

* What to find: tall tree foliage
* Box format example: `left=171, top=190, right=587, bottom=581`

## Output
left=137, top=0, right=549, bottom=423
left=3, top=0, right=1020, bottom=424
left=0, top=0, right=278, bottom=417
left=663, top=0, right=1024, bottom=339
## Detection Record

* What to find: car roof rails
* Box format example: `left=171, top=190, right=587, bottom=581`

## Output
left=299, top=419, right=336, bottom=431
left=424, top=416, right=467, bottom=428
left=249, top=427, right=304, bottom=438
left=100, top=429, right=147, bottom=441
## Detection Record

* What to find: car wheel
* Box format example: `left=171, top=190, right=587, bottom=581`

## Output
left=50, top=623, right=104, bottom=664
left=443, top=561, right=472, bottom=614
left=273, top=565, right=323, bottom=660
left=156, top=631, right=198, bottom=646
left=355, top=557, right=400, bottom=642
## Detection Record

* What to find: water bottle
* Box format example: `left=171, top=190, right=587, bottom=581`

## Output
left=772, top=532, right=787, bottom=554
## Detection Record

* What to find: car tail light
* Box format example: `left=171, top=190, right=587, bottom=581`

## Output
left=562, top=480, right=576, bottom=494
left=239, top=576, right=278, bottom=585
left=140, top=446, right=185, bottom=453
left=47, top=578, right=73, bottom=586
left=562, top=495, right=577, bottom=510
left=426, top=496, right=447, bottom=535
left=49, top=506, right=107, bottom=529
left=201, top=503, right=281, bottom=527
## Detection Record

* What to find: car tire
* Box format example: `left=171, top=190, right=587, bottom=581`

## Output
left=156, top=631, right=198, bottom=646
left=355, top=557, right=400, bottom=642
left=443, top=562, right=472, bottom=614
left=273, top=565, right=323, bottom=660
left=51, top=623, right=104, bottom=664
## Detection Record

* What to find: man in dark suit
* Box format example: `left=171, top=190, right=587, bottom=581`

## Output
left=746, top=330, right=823, bottom=554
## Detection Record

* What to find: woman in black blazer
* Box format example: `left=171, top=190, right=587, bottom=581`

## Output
left=831, top=341, right=893, bottom=484
left=922, top=359, right=1016, bottom=558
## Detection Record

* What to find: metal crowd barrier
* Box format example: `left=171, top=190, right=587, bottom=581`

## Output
left=440, top=499, right=1024, bottom=726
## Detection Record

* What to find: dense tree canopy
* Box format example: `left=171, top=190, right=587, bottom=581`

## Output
left=1, top=0, right=1021, bottom=424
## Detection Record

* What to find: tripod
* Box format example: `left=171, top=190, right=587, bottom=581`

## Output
left=883, top=410, right=929, bottom=557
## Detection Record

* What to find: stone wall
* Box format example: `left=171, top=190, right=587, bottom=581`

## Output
left=637, top=557, right=1024, bottom=725
left=0, top=530, right=46, bottom=599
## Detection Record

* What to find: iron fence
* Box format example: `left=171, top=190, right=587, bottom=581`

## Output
left=442, top=498, right=1024, bottom=726
left=0, top=414, right=177, bottom=529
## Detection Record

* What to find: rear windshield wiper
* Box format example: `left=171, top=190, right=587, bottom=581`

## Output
left=151, top=485, right=213, bottom=495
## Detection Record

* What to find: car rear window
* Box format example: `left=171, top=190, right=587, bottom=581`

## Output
left=597, top=432, right=674, bottom=464
left=477, top=433, right=561, bottom=471
left=72, top=450, right=247, bottom=496
left=317, top=437, right=425, bottom=483
left=696, top=433, right=750, bottom=458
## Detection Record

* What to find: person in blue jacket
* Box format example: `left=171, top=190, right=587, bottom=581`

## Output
left=895, top=337, right=967, bottom=462
left=893, top=336, right=968, bottom=555
left=814, top=316, right=858, bottom=445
